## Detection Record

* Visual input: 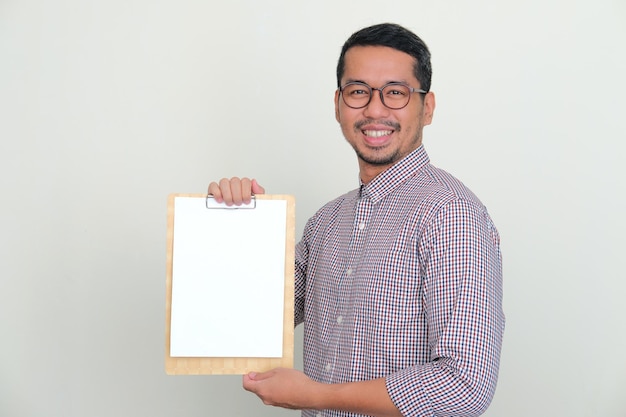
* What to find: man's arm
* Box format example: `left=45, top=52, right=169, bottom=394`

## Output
left=382, top=198, right=504, bottom=416
left=243, top=368, right=403, bottom=417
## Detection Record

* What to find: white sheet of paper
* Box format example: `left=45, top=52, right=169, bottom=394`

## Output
left=170, top=197, right=287, bottom=357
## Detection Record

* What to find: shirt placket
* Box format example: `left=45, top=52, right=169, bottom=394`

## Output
left=323, top=191, right=372, bottom=389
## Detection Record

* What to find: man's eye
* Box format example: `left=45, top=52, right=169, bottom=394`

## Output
left=387, top=89, right=406, bottom=96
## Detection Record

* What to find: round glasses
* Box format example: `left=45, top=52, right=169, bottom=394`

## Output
left=339, top=81, right=427, bottom=110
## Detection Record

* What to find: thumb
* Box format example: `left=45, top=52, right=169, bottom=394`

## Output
left=251, top=179, right=265, bottom=195
left=242, top=370, right=270, bottom=389
left=248, top=370, right=274, bottom=381
left=242, top=372, right=258, bottom=392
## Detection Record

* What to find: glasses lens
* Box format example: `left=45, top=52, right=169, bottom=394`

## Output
left=381, top=84, right=411, bottom=109
left=342, top=83, right=371, bottom=109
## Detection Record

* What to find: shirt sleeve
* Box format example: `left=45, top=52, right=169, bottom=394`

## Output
left=294, top=214, right=314, bottom=327
left=386, top=198, right=505, bottom=416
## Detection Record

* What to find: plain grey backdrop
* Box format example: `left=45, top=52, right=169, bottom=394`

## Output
left=1, top=0, right=625, bottom=416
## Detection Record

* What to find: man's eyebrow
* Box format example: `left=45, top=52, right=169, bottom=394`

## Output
left=342, top=78, right=367, bottom=84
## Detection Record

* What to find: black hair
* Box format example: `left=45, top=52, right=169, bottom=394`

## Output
left=336, top=23, right=432, bottom=92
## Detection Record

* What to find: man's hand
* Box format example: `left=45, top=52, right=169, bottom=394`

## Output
left=207, top=177, right=265, bottom=206
left=242, top=368, right=323, bottom=410
left=243, top=368, right=401, bottom=416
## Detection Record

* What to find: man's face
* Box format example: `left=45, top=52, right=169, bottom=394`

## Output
left=335, top=45, right=435, bottom=183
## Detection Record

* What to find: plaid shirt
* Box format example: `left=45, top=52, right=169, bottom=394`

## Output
left=294, top=146, right=505, bottom=417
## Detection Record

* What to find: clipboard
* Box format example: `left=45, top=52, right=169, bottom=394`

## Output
left=165, top=193, right=295, bottom=375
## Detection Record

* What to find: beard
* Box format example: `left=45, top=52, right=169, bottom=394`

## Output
left=353, top=146, right=403, bottom=166
left=350, top=119, right=422, bottom=166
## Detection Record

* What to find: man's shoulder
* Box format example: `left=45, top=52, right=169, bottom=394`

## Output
left=300, top=188, right=359, bottom=239
left=411, top=164, right=484, bottom=208
left=315, top=187, right=360, bottom=216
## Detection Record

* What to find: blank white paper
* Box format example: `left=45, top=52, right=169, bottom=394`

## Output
left=170, top=197, right=287, bottom=358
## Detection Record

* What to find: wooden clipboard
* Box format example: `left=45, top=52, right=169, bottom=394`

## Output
left=165, top=193, right=295, bottom=375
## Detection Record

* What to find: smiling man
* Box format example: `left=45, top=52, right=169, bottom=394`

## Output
left=209, top=23, right=505, bottom=417
left=335, top=43, right=435, bottom=184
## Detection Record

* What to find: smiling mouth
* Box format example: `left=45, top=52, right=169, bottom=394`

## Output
left=363, top=129, right=393, bottom=138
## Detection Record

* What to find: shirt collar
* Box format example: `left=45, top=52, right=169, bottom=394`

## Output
left=359, top=145, right=430, bottom=204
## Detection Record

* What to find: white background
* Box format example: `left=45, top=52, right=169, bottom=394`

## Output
left=1, top=1, right=625, bottom=416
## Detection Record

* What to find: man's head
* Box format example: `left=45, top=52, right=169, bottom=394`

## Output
left=336, top=23, right=432, bottom=93
left=334, top=23, right=436, bottom=183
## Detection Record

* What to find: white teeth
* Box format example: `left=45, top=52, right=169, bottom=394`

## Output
left=363, top=130, right=392, bottom=138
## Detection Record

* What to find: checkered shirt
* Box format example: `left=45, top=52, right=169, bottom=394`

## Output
left=294, top=145, right=505, bottom=417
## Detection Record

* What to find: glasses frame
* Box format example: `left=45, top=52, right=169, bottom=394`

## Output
left=339, top=81, right=427, bottom=110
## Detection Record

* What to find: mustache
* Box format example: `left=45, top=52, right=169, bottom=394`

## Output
left=354, top=119, right=401, bottom=131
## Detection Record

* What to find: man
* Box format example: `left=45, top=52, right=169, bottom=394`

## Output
left=208, top=23, right=505, bottom=417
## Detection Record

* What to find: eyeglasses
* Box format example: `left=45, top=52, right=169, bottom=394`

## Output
left=339, top=81, right=427, bottom=110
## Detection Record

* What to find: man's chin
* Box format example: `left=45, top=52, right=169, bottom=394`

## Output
left=356, top=150, right=399, bottom=167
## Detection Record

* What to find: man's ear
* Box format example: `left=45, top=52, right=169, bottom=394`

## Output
left=422, top=91, right=436, bottom=126
left=334, top=89, right=341, bottom=123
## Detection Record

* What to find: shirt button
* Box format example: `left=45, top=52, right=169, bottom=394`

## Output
left=346, top=268, right=353, bottom=276
left=316, top=414, right=322, bottom=417
left=325, top=363, right=332, bottom=372
left=358, top=222, right=365, bottom=230
left=337, top=316, right=343, bottom=324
